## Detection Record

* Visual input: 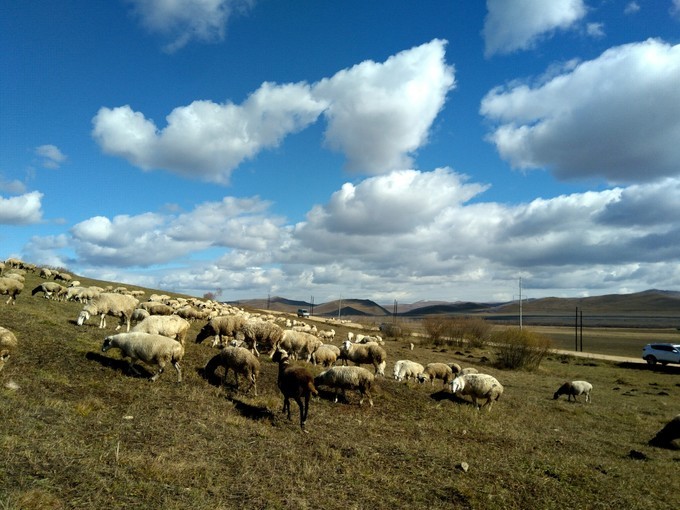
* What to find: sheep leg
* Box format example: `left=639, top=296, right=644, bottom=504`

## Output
left=150, top=366, right=164, bottom=382
left=283, top=397, right=291, bottom=419
left=172, top=361, right=182, bottom=383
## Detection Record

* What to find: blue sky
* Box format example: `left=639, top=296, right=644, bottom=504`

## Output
left=2, top=0, right=680, bottom=304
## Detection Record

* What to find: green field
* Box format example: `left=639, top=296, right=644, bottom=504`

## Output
left=1, top=270, right=679, bottom=509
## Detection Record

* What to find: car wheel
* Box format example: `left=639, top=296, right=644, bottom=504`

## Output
left=660, top=360, right=668, bottom=366
left=645, top=355, right=657, bottom=365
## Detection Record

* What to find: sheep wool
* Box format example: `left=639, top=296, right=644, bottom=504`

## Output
left=0, top=326, right=18, bottom=372
left=314, top=366, right=375, bottom=406
left=77, top=293, right=139, bottom=332
left=101, top=332, right=184, bottom=382
left=311, top=344, right=340, bottom=367
left=553, top=381, right=593, bottom=403
left=339, top=340, right=387, bottom=376
left=417, top=363, right=454, bottom=387
left=0, top=277, right=24, bottom=305
left=132, top=315, right=191, bottom=345
left=450, top=373, right=504, bottom=411
left=195, top=315, right=246, bottom=347
left=278, top=330, right=323, bottom=362
left=393, top=360, right=425, bottom=382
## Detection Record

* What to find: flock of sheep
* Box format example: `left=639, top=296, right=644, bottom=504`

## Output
left=2, top=258, right=678, bottom=446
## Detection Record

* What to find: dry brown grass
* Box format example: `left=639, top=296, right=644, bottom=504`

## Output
left=0, top=271, right=679, bottom=509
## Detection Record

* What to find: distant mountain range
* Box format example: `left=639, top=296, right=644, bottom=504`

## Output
left=231, top=289, right=680, bottom=318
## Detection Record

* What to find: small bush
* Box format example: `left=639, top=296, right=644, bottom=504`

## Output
left=493, top=328, right=552, bottom=370
left=422, top=316, right=491, bottom=347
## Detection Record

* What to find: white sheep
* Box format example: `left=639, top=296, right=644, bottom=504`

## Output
left=131, top=315, right=191, bottom=345
left=311, top=344, right=341, bottom=367
left=77, top=293, right=139, bottom=332
left=278, top=330, right=322, bottom=362
left=448, top=362, right=462, bottom=375
left=314, top=366, right=375, bottom=406
left=553, top=381, right=593, bottom=403
left=0, top=277, right=23, bottom=305
left=417, top=363, right=454, bottom=387
left=450, top=373, right=504, bottom=411
left=202, top=346, right=260, bottom=395
left=238, top=319, right=284, bottom=357
left=101, top=332, right=184, bottom=382
left=339, top=340, right=387, bottom=376
left=393, top=359, right=425, bottom=382
left=317, top=329, right=336, bottom=341
left=139, top=302, right=175, bottom=315
left=0, top=326, right=18, bottom=372
left=460, top=367, right=478, bottom=375
left=195, top=315, right=246, bottom=347
left=31, top=282, right=67, bottom=301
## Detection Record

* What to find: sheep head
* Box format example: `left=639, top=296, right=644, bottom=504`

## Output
left=450, top=377, right=465, bottom=393
left=77, top=310, right=91, bottom=326
left=101, top=337, right=114, bottom=352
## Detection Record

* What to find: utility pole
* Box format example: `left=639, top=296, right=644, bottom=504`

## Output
left=338, top=296, right=342, bottom=319
left=310, top=295, right=314, bottom=316
left=519, top=277, right=523, bottom=330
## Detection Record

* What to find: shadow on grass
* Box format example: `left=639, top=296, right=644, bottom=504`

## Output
left=617, top=362, right=680, bottom=375
left=85, top=351, right=152, bottom=379
left=429, top=389, right=475, bottom=407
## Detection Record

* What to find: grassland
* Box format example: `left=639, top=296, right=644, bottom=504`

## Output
left=1, top=271, right=679, bottom=509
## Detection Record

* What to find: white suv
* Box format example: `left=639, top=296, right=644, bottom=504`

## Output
left=642, top=343, right=680, bottom=365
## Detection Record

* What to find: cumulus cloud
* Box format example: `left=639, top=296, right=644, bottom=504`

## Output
left=126, top=0, right=255, bottom=52
left=92, top=40, right=454, bottom=182
left=0, top=191, right=43, bottom=225
left=0, top=176, right=26, bottom=194
left=624, top=2, right=640, bottom=15
left=35, top=144, right=67, bottom=169
left=481, top=39, right=680, bottom=183
left=314, top=39, right=455, bottom=173
left=483, top=0, right=587, bottom=57
left=25, top=169, right=680, bottom=301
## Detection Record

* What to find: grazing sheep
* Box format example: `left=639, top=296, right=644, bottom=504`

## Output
left=339, top=340, right=387, bottom=376
left=648, top=414, right=680, bottom=450
left=238, top=319, right=284, bottom=357
left=101, top=332, right=184, bottom=382
left=131, top=315, right=191, bottom=345
left=278, top=330, right=323, bottom=362
left=0, top=277, right=23, bottom=305
left=77, top=293, right=139, bottom=332
left=314, top=366, right=375, bottom=406
left=272, top=348, right=317, bottom=432
left=131, top=308, right=150, bottom=322
left=448, top=362, right=462, bottom=375
left=31, top=282, right=67, bottom=301
left=195, top=315, right=246, bottom=347
left=553, top=381, right=593, bottom=403
left=54, top=272, right=72, bottom=283
left=39, top=267, right=52, bottom=278
left=203, top=346, right=260, bottom=395
left=417, top=363, right=454, bottom=387
left=139, top=302, right=175, bottom=315
left=0, top=326, right=18, bottom=372
left=176, top=305, right=207, bottom=322
left=317, top=329, right=336, bottom=341
left=393, top=359, right=425, bottom=383
left=450, top=373, right=504, bottom=411
left=311, top=344, right=340, bottom=367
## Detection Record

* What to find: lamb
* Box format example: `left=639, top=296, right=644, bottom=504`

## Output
left=553, top=381, right=593, bottom=403
left=314, top=366, right=375, bottom=406
left=76, top=293, right=140, bottom=332
left=450, top=373, right=504, bottom=410
left=278, top=330, right=323, bottom=361
left=0, top=277, right=23, bottom=305
left=272, top=348, right=318, bottom=432
left=339, top=340, right=387, bottom=376
left=311, top=344, right=341, bottom=367
left=417, top=363, right=454, bottom=387
left=131, top=315, right=191, bottom=345
left=0, top=326, right=18, bottom=372
left=31, top=282, right=67, bottom=301
left=202, top=346, right=260, bottom=395
left=393, top=359, right=425, bottom=383
left=238, top=319, right=284, bottom=357
left=101, top=332, right=184, bottom=382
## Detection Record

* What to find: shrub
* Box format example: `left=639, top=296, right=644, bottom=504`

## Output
left=422, top=316, right=492, bottom=347
left=493, top=328, right=552, bottom=370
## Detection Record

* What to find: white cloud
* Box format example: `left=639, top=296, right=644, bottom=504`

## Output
left=314, top=39, right=455, bottom=173
left=35, top=144, right=67, bottom=169
left=483, top=0, right=587, bottom=57
left=126, top=0, right=255, bottom=52
left=672, top=0, right=680, bottom=19
left=586, top=22, right=605, bottom=38
left=0, top=191, right=43, bottom=225
left=0, top=176, right=26, bottom=194
left=624, top=2, right=640, bottom=15
left=92, top=40, right=454, bottom=182
left=481, top=39, right=680, bottom=183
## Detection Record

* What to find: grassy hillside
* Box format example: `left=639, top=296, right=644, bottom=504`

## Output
left=1, top=271, right=679, bottom=509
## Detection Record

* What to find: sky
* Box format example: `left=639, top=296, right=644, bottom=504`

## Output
left=2, top=0, right=680, bottom=305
